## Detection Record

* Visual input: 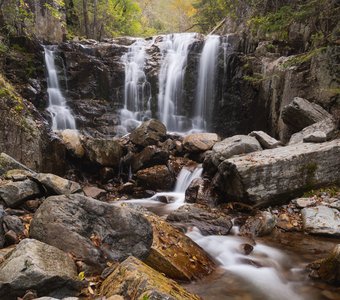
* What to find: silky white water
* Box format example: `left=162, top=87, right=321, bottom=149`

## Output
left=193, top=35, right=220, bottom=131
left=120, top=39, right=152, bottom=134
left=158, top=33, right=197, bottom=132
left=44, top=46, right=76, bottom=131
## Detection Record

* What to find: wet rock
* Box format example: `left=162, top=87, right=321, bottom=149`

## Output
left=249, top=131, right=281, bottom=149
left=83, top=138, right=123, bottom=168
left=100, top=256, right=200, bottom=300
left=185, top=177, right=218, bottom=206
left=0, top=239, right=82, bottom=300
left=0, top=179, right=41, bottom=208
left=294, top=197, right=317, bottom=208
left=215, top=140, right=340, bottom=206
left=240, top=211, right=277, bottom=237
left=131, top=145, right=169, bottom=172
left=118, top=182, right=135, bottom=194
left=4, top=230, right=18, bottom=245
left=31, top=173, right=82, bottom=195
left=303, top=131, right=327, bottom=143
left=302, top=206, right=340, bottom=236
left=3, top=215, right=24, bottom=236
left=289, top=117, right=338, bottom=145
left=183, top=133, right=220, bottom=152
left=29, top=194, right=153, bottom=271
left=166, top=204, right=232, bottom=235
left=240, top=244, right=254, bottom=255
left=308, top=244, right=340, bottom=285
left=83, top=186, right=106, bottom=199
left=136, top=165, right=174, bottom=190
left=129, top=119, right=167, bottom=147
left=211, top=135, right=262, bottom=167
left=59, top=130, right=85, bottom=158
left=144, top=214, right=215, bottom=281
left=282, top=97, right=332, bottom=132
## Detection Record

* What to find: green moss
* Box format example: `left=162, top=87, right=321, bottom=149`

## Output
left=282, top=47, right=327, bottom=68
left=303, top=186, right=340, bottom=198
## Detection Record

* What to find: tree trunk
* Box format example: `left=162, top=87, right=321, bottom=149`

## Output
left=82, top=0, right=90, bottom=38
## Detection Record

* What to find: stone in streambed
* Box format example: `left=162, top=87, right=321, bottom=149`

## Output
left=136, top=165, right=174, bottom=190
left=83, top=185, right=106, bottom=199
left=31, top=173, right=82, bottom=195
left=166, top=204, right=232, bottom=235
left=144, top=214, right=215, bottom=281
left=183, top=133, right=220, bottom=152
left=240, top=211, right=277, bottom=237
left=0, top=239, right=82, bottom=300
left=130, top=119, right=167, bottom=147
left=100, top=256, right=200, bottom=300
left=29, top=194, right=153, bottom=271
left=131, top=145, right=169, bottom=172
left=185, top=177, right=218, bottom=206
left=302, top=206, right=340, bottom=236
left=249, top=131, right=281, bottom=149
left=0, top=179, right=41, bottom=208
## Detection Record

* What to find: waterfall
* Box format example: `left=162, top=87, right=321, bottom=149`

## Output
left=120, top=39, right=152, bottom=134
left=193, top=35, right=220, bottom=131
left=158, top=33, right=197, bottom=132
left=174, top=167, right=203, bottom=193
left=44, top=46, right=76, bottom=131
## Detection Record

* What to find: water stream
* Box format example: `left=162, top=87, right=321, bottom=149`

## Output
left=44, top=46, right=76, bottom=131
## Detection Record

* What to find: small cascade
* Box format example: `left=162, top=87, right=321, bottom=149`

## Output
left=222, top=35, right=232, bottom=80
left=44, top=46, right=76, bottom=131
left=193, top=35, right=220, bottom=131
left=174, top=167, right=203, bottom=193
left=120, top=39, right=152, bottom=134
left=158, top=33, right=197, bottom=132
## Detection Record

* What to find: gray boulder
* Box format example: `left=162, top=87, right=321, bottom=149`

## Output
left=31, top=173, right=82, bottom=195
left=29, top=194, right=153, bottom=271
left=240, top=211, right=277, bottom=237
left=289, top=117, right=338, bottom=145
left=129, top=119, right=167, bottom=147
left=302, top=206, right=340, bottom=236
left=249, top=131, right=281, bottom=149
left=0, top=153, right=35, bottom=176
left=303, top=131, right=327, bottom=143
left=0, top=179, right=41, bottom=207
left=211, top=135, right=262, bottom=167
left=282, top=97, right=331, bottom=132
left=131, top=145, right=169, bottom=172
left=183, top=133, right=220, bottom=152
left=0, top=239, right=82, bottom=300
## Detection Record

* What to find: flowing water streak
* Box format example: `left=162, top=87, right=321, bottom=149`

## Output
left=121, top=39, right=152, bottom=133
left=194, top=35, right=220, bottom=131
left=44, top=46, right=76, bottom=131
left=158, top=33, right=197, bottom=132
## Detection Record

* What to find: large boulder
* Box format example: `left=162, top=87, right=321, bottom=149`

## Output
left=211, top=135, right=262, bottom=167
left=100, top=256, right=200, bottom=300
left=29, top=195, right=153, bottom=271
left=136, top=165, right=174, bottom=190
left=82, top=137, right=123, bottom=168
left=59, top=130, right=85, bottom=158
left=302, top=206, right=340, bottom=237
left=0, top=153, right=35, bottom=176
left=183, top=133, right=220, bottom=152
left=129, top=119, right=167, bottom=147
left=215, top=139, right=340, bottom=206
left=239, top=211, right=277, bottom=237
left=185, top=178, right=218, bottom=206
left=144, top=214, right=215, bottom=281
left=0, top=239, right=82, bottom=300
left=166, top=204, right=233, bottom=235
left=131, top=146, right=169, bottom=172
left=282, top=97, right=332, bottom=132
left=0, top=179, right=41, bottom=208
left=289, top=117, right=338, bottom=145
left=31, top=173, right=82, bottom=195
left=249, top=131, right=281, bottom=149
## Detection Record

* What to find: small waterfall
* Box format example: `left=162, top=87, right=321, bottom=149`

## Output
left=158, top=33, right=197, bottom=132
left=44, top=46, right=76, bottom=131
left=193, top=35, right=220, bottom=131
left=174, top=167, right=203, bottom=193
left=120, top=39, right=152, bottom=134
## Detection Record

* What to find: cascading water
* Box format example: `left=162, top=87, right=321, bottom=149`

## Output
left=158, top=33, right=197, bottom=132
left=44, top=46, right=76, bottom=131
left=193, top=35, right=220, bottom=131
left=120, top=39, right=152, bottom=134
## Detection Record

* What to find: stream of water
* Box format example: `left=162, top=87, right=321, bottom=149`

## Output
left=44, top=46, right=76, bottom=131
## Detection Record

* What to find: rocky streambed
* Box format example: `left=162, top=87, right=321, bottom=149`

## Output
left=0, top=97, right=339, bottom=300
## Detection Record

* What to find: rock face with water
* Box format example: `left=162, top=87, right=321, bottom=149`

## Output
left=214, top=139, right=340, bottom=206
left=100, top=256, right=200, bottom=300
left=144, top=214, right=215, bottom=281
left=29, top=195, right=153, bottom=271
left=0, top=239, right=82, bottom=300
